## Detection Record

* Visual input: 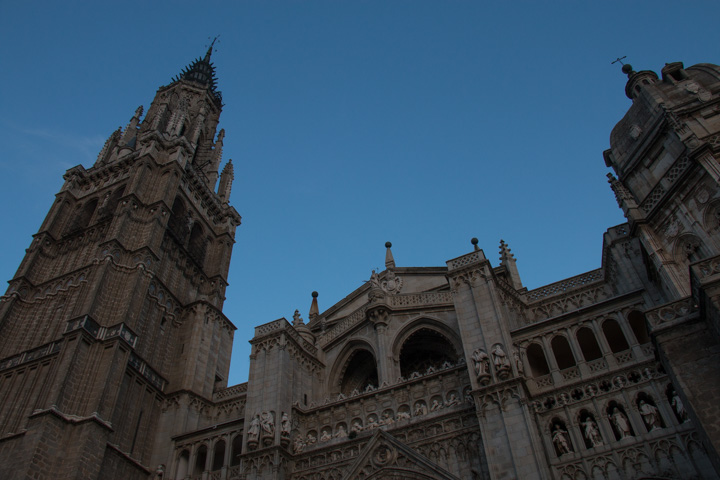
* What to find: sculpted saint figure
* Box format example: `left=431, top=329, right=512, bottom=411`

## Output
left=671, top=391, right=688, bottom=422
left=261, top=411, right=275, bottom=436
left=281, top=412, right=291, bottom=438
left=639, top=400, right=662, bottom=431
left=414, top=402, right=428, bottom=416
left=472, top=349, right=490, bottom=377
left=351, top=420, right=363, bottom=433
left=582, top=418, right=603, bottom=447
left=445, top=393, right=459, bottom=407
left=248, top=414, right=261, bottom=442
left=334, top=424, right=347, bottom=438
left=319, top=429, right=331, bottom=442
left=294, top=436, right=305, bottom=453
left=513, top=350, right=525, bottom=375
left=430, top=399, right=443, bottom=411
left=611, top=408, right=632, bottom=439
left=369, top=270, right=381, bottom=288
left=552, top=426, right=572, bottom=455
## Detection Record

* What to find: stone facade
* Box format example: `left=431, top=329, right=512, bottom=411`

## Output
left=0, top=51, right=719, bottom=480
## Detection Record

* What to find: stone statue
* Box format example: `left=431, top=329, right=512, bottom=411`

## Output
left=334, top=424, right=348, bottom=438
left=281, top=412, right=291, bottom=438
left=582, top=417, right=603, bottom=447
left=396, top=410, right=411, bottom=421
left=248, top=414, right=261, bottom=443
left=414, top=401, right=428, bottom=416
left=611, top=408, right=632, bottom=439
left=261, top=411, right=275, bottom=436
left=445, top=392, right=459, bottom=407
left=430, top=398, right=443, bottom=411
left=351, top=420, right=363, bottom=433
left=154, top=464, right=165, bottom=479
left=492, top=344, right=509, bottom=370
left=320, top=429, right=331, bottom=442
left=369, top=269, right=380, bottom=288
left=513, top=349, right=525, bottom=376
left=671, top=391, right=688, bottom=422
left=472, top=349, right=490, bottom=378
left=639, top=400, right=662, bottom=431
left=306, top=432, right=317, bottom=444
left=292, top=310, right=304, bottom=326
left=552, top=426, right=572, bottom=455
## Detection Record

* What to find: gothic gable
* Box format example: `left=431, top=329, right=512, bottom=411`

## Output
left=342, top=430, right=461, bottom=480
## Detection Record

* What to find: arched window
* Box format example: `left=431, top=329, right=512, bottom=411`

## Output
left=628, top=311, right=650, bottom=344
left=230, top=435, right=242, bottom=466
left=602, top=319, right=629, bottom=353
left=398, top=328, right=458, bottom=377
left=576, top=327, right=603, bottom=361
left=340, top=349, right=378, bottom=395
left=212, top=440, right=225, bottom=471
left=168, top=196, right=188, bottom=242
left=194, top=444, right=207, bottom=476
left=64, top=198, right=99, bottom=235
left=188, top=224, right=208, bottom=265
left=526, top=343, right=550, bottom=377
left=550, top=336, right=576, bottom=370
left=175, top=450, right=189, bottom=480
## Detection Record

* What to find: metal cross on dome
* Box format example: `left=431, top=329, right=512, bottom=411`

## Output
left=611, top=56, right=627, bottom=66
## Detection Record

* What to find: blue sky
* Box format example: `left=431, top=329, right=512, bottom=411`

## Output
left=0, top=1, right=717, bottom=385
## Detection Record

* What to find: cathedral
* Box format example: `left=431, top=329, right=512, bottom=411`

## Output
left=0, top=46, right=719, bottom=480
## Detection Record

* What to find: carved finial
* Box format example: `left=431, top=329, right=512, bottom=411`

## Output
left=471, top=237, right=479, bottom=251
left=309, top=291, right=319, bottom=321
left=218, top=159, right=234, bottom=203
left=385, top=242, right=395, bottom=269
left=292, top=309, right=304, bottom=326
left=499, top=239, right=514, bottom=262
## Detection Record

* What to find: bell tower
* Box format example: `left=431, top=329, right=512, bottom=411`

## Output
left=0, top=45, right=240, bottom=479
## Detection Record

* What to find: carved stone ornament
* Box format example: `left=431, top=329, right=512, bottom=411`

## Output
left=381, top=269, right=403, bottom=295
left=472, top=348, right=491, bottom=385
left=629, top=124, right=643, bottom=139
left=492, top=344, right=511, bottom=380
left=247, top=413, right=261, bottom=448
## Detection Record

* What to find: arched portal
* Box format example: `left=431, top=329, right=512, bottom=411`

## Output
left=339, top=349, right=379, bottom=395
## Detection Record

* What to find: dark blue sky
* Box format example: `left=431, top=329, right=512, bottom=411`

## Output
left=1, top=1, right=717, bottom=385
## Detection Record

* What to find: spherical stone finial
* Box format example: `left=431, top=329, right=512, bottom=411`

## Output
left=385, top=241, right=392, bottom=248
left=311, top=291, right=318, bottom=298
left=622, top=64, right=633, bottom=75
left=471, top=238, right=479, bottom=246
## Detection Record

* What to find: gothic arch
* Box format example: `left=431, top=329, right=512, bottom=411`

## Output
left=601, top=318, right=629, bottom=353
left=550, top=335, right=576, bottom=369
left=391, top=318, right=462, bottom=377
left=526, top=342, right=550, bottom=377
left=673, top=233, right=706, bottom=263
left=330, top=340, right=379, bottom=395
left=702, top=199, right=720, bottom=232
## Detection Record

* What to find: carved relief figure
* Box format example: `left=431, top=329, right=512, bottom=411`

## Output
left=445, top=392, right=459, bottom=407
left=367, top=415, right=379, bottom=429
left=611, top=408, right=632, bottom=439
left=552, top=425, right=572, bottom=455
left=260, top=411, right=275, bottom=445
left=320, top=429, right=332, bottom=443
left=430, top=398, right=443, bottom=411
left=582, top=417, right=603, bottom=447
left=639, top=400, right=662, bottom=431
left=294, top=436, right=305, bottom=453
left=248, top=414, right=261, bottom=444
left=396, top=409, right=411, bottom=421
left=334, top=424, right=348, bottom=438
left=306, top=431, right=317, bottom=444
left=414, top=401, right=428, bottom=416
left=351, top=420, right=363, bottom=433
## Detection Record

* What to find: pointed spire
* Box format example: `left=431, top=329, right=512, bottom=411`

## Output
left=499, top=239, right=523, bottom=289
left=384, top=242, right=395, bottom=269
left=171, top=45, right=222, bottom=105
left=218, top=159, right=234, bottom=203
left=119, top=106, right=143, bottom=147
left=309, top=291, right=319, bottom=321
